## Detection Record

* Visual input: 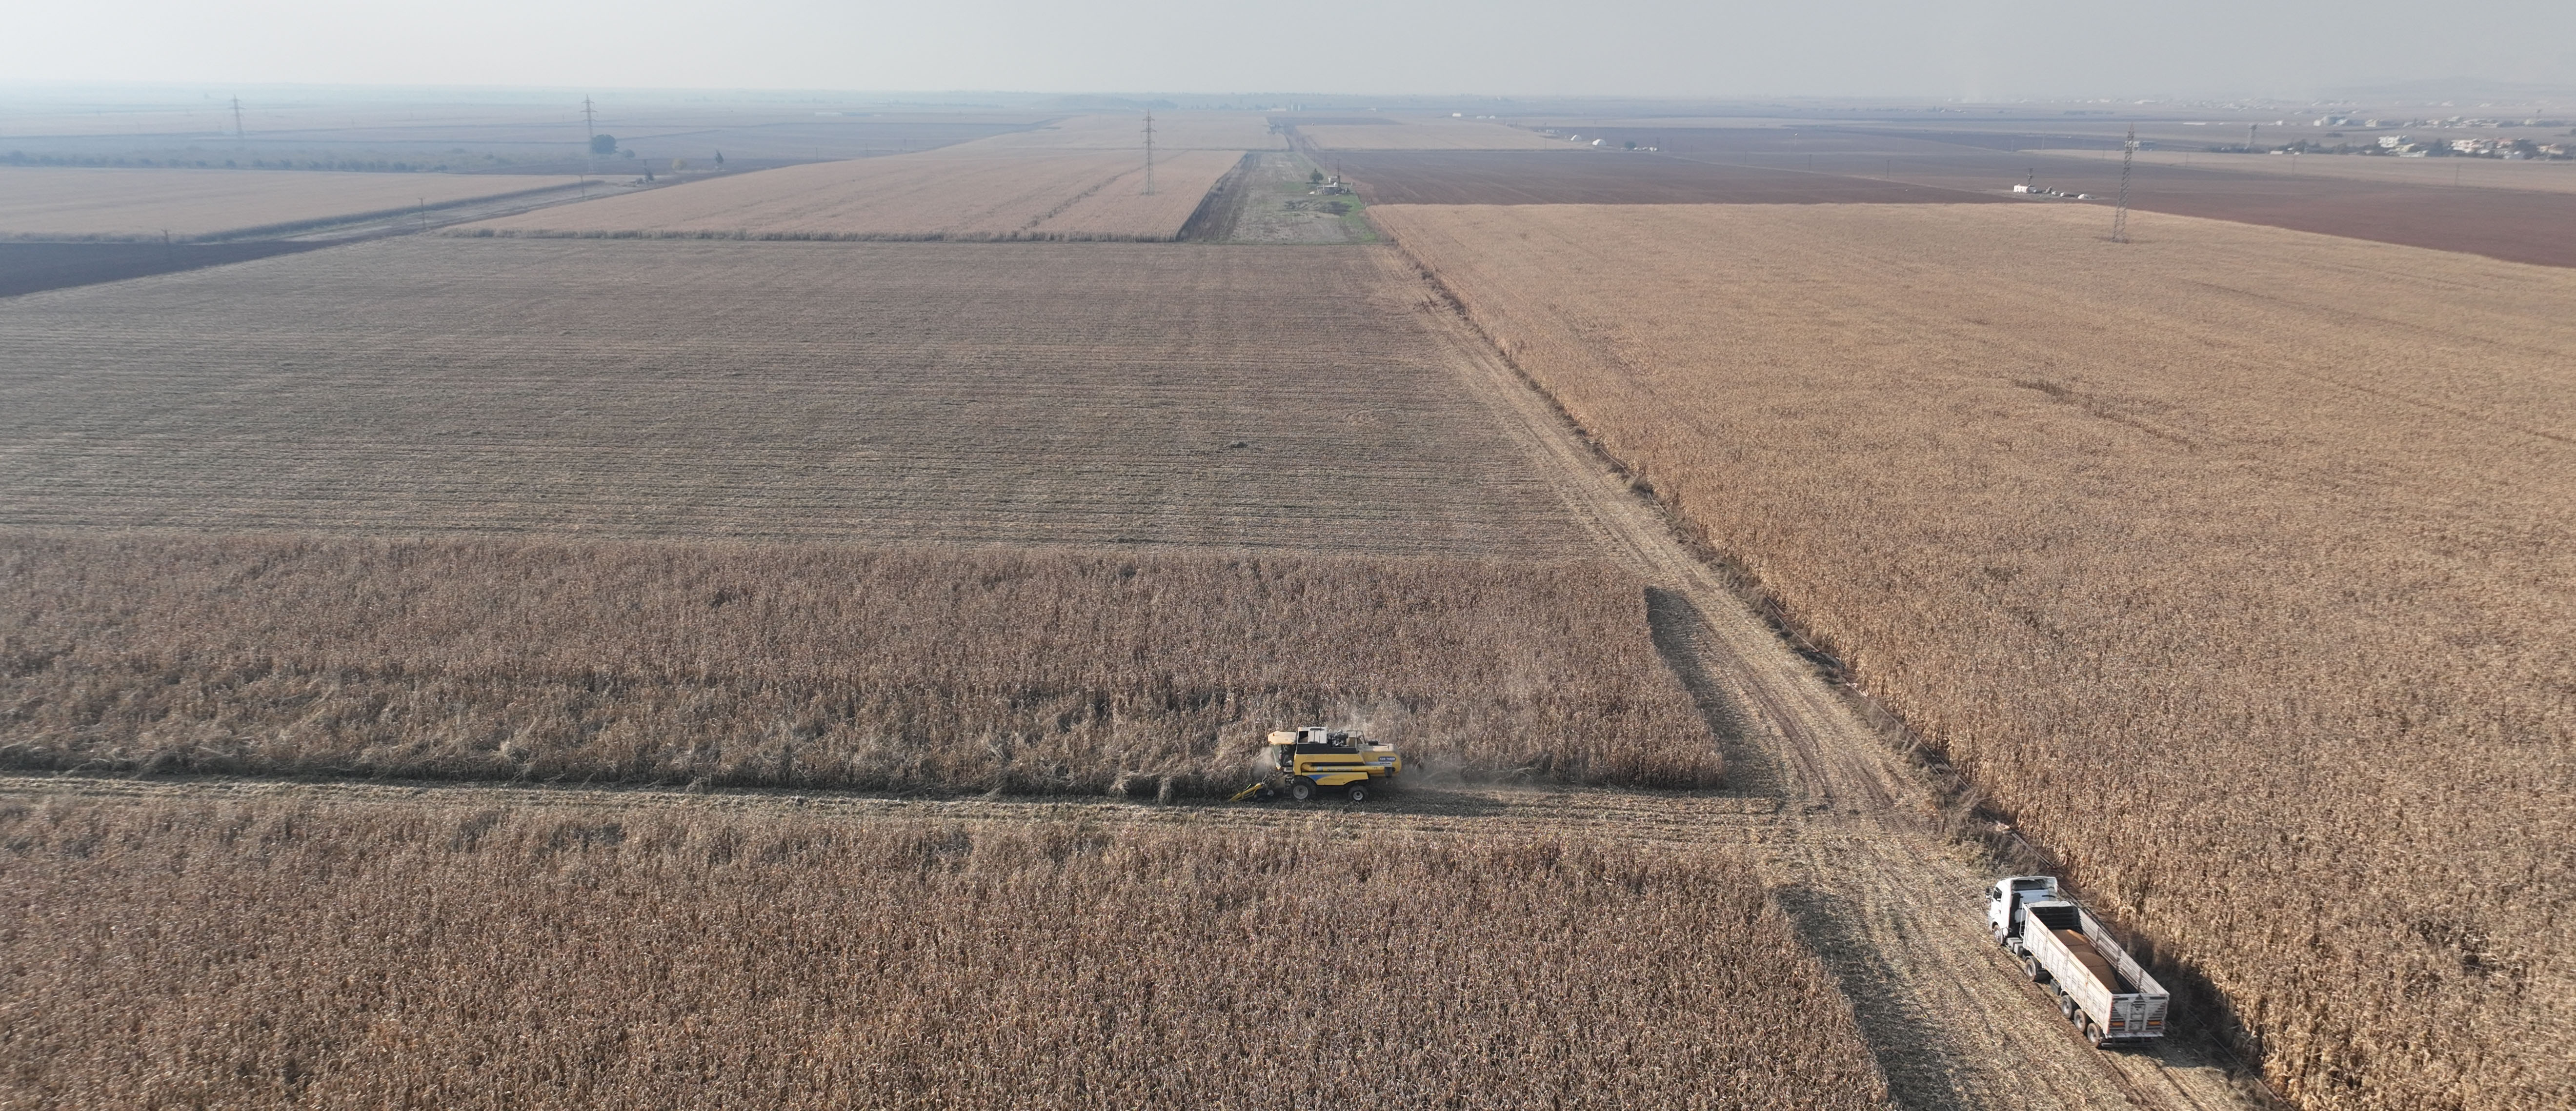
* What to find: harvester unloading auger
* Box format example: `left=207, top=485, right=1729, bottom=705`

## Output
left=1229, top=727, right=1400, bottom=803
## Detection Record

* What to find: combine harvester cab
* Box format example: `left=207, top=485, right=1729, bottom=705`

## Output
left=1989, top=875, right=2171, bottom=1048
left=1242, top=727, right=1400, bottom=803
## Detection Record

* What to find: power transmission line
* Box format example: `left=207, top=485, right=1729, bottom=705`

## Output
left=1142, top=110, right=1156, bottom=195
left=2111, top=124, right=2136, bottom=244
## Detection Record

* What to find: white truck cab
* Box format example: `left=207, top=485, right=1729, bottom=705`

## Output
left=1989, top=875, right=2062, bottom=942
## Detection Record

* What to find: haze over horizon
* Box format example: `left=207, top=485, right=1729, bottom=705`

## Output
left=6, top=0, right=2572, bottom=103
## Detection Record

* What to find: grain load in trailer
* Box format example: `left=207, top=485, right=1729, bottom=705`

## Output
left=1988, top=875, right=2172, bottom=1048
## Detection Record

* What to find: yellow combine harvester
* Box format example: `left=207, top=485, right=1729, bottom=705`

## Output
left=1230, top=726, right=1400, bottom=803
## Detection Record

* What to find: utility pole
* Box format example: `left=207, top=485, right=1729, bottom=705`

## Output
left=2112, top=124, right=2136, bottom=244
left=583, top=96, right=598, bottom=174
left=2247, top=123, right=2259, bottom=153
left=1142, top=109, right=1156, bottom=195
left=230, top=96, right=245, bottom=139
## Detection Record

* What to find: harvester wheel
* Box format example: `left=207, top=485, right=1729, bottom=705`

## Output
left=1254, top=785, right=1277, bottom=802
left=1344, top=783, right=1369, bottom=803
left=1288, top=778, right=1316, bottom=802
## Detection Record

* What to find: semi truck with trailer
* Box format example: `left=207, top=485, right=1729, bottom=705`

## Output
left=1989, top=875, right=2172, bottom=1048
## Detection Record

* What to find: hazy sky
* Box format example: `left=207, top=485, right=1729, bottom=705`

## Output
left=8, top=0, right=2573, bottom=100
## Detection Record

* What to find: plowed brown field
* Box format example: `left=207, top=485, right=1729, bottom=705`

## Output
left=975, top=112, right=1278, bottom=151
left=1298, top=119, right=1562, bottom=150
left=0, top=166, right=578, bottom=239
left=2032, top=146, right=2576, bottom=194
left=1555, top=125, right=2576, bottom=267
left=0, top=238, right=1584, bottom=557
left=1376, top=200, right=2576, bottom=1111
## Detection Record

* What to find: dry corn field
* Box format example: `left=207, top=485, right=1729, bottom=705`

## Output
left=1294, top=120, right=1565, bottom=151
left=1375, top=201, right=2576, bottom=1111
left=0, top=534, right=1723, bottom=791
left=0, top=794, right=1886, bottom=1110
left=460, top=148, right=1241, bottom=241
left=0, top=166, right=578, bottom=239
left=0, top=238, right=1588, bottom=558
left=2030, top=147, right=2576, bottom=194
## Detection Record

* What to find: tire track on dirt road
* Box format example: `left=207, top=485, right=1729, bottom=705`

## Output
left=1379, top=246, right=2258, bottom=1111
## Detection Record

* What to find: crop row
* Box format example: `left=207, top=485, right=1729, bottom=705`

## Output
left=0, top=534, right=1724, bottom=791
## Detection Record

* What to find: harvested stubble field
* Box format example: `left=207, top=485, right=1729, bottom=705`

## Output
left=459, top=147, right=1241, bottom=241
left=0, top=238, right=1585, bottom=557
left=1332, top=151, right=1994, bottom=205
left=0, top=795, right=1882, bottom=1109
left=1376, top=201, right=2576, bottom=1111
left=974, top=111, right=1279, bottom=151
left=0, top=534, right=1723, bottom=791
left=1295, top=119, right=1564, bottom=151
left=0, top=165, right=577, bottom=240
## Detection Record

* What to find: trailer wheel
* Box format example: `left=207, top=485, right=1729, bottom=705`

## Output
left=2060, top=997, right=2078, bottom=1022
left=1288, top=778, right=1316, bottom=802
left=1344, top=782, right=1369, bottom=803
left=2084, top=1021, right=2109, bottom=1049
